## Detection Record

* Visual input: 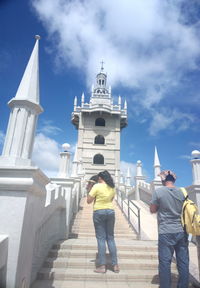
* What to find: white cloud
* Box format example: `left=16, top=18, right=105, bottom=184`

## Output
left=179, top=155, right=191, bottom=160
left=32, top=0, right=200, bottom=85
left=149, top=108, right=196, bottom=136
left=32, top=133, right=61, bottom=176
left=32, top=0, right=200, bottom=134
left=38, top=120, right=62, bottom=135
left=32, top=133, right=77, bottom=177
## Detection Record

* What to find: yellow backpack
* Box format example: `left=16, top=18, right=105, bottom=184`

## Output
left=180, top=187, right=200, bottom=236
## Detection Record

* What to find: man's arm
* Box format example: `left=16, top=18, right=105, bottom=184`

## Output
left=150, top=204, right=159, bottom=213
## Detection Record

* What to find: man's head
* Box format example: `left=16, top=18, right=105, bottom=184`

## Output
left=86, top=175, right=98, bottom=193
left=158, top=170, right=177, bottom=186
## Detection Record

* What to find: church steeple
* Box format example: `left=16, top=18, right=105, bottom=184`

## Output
left=0, top=36, right=43, bottom=166
left=92, top=61, right=109, bottom=97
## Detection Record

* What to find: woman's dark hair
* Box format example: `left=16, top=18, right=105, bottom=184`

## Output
left=89, top=175, right=98, bottom=183
left=98, top=170, right=115, bottom=188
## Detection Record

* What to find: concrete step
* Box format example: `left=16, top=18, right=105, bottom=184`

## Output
left=48, top=249, right=158, bottom=259
left=53, top=242, right=157, bottom=252
left=37, top=267, right=176, bottom=282
left=55, top=238, right=157, bottom=245
left=71, top=229, right=135, bottom=235
left=69, top=232, right=138, bottom=239
left=71, top=223, right=132, bottom=229
left=43, top=257, right=177, bottom=270
left=72, top=220, right=130, bottom=226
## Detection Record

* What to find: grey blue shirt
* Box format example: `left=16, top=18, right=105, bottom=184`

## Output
left=151, top=186, right=185, bottom=234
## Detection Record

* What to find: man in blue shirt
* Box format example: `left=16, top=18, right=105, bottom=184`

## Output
left=150, top=170, right=189, bottom=288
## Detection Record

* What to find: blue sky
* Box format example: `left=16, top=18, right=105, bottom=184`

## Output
left=0, top=0, right=200, bottom=186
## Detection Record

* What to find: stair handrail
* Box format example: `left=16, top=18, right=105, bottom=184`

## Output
left=116, top=187, right=141, bottom=239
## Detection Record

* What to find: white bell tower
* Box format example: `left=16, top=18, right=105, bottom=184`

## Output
left=71, top=63, right=127, bottom=179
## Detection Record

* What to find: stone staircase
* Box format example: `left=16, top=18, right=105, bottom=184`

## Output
left=31, top=198, right=194, bottom=288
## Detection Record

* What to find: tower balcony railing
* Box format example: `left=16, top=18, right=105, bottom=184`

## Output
left=74, top=103, right=127, bottom=115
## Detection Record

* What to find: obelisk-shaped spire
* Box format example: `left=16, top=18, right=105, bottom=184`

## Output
left=154, top=146, right=161, bottom=180
left=126, top=167, right=131, bottom=186
left=0, top=36, right=43, bottom=166
left=15, top=35, right=40, bottom=104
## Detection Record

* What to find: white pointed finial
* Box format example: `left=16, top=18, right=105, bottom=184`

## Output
left=81, top=92, right=85, bottom=103
left=118, top=95, right=121, bottom=106
left=127, top=167, right=130, bottom=177
left=154, top=146, right=161, bottom=180
left=126, top=167, right=131, bottom=186
left=124, top=99, right=127, bottom=110
left=35, top=35, right=41, bottom=40
left=120, top=172, right=124, bottom=184
left=74, top=96, right=77, bottom=106
left=13, top=35, right=40, bottom=104
left=154, top=146, right=160, bottom=167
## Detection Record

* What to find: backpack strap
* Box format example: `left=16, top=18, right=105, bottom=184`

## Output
left=180, top=187, right=188, bottom=199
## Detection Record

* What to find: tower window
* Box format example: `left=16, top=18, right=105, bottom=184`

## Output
left=94, top=135, right=105, bottom=145
left=102, top=80, right=105, bottom=85
left=99, top=80, right=101, bottom=85
left=93, top=154, right=104, bottom=165
left=95, top=118, right=105, bottom=126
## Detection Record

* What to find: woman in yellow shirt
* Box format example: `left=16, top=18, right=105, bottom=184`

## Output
left=87, top=170, right=119, bottom=274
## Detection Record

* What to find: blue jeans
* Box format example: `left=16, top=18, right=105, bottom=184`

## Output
left=93, top=209, right=118, bottom=266
left=158, top=232, right=189, bottom=288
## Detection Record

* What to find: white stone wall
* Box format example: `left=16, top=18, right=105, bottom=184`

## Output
left=0, top=166, right=82, bottom=288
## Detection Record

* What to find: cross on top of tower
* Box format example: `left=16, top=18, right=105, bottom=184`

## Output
left=100, top=60, right=104, bottom=72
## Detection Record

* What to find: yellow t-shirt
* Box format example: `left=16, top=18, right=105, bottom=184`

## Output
left=89, top=183, right=115, bottom=211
